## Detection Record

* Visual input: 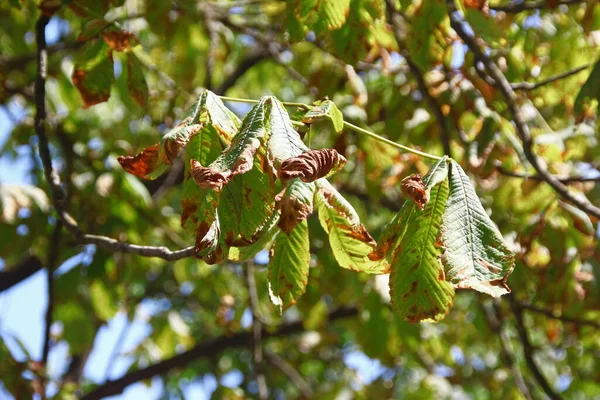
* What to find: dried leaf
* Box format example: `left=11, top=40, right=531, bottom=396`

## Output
left=401, top=174, right=429, bottom=210
left=118, top=144, right=166, bottom=179
left=71, top=40, right=114, bottom=108
left=278, top=149, right=346, bottom=184
left=190, top=138, right=260, bottom=190
left=101, top=29, right=139, bottom=51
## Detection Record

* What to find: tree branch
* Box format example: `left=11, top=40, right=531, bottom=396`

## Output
left=482, top=301, right=533, bottom=400
left=0, top=256, right=44, bottom=292
left=265, top=350, right=313, bottom=398
left=511, top=63, right=592, bottom=91
left=509, top=296, right=562, bottom=400
left=495, top=163, right=600, bottom=183
left=520, top=302, right=600, bottom=329
left=450, top=14, right=600, bottom=219
left=245, top=261, right=268, bottom=399
left=490, top=0, right=584, bottom=13
left=80, top=306, right=357, bottom=400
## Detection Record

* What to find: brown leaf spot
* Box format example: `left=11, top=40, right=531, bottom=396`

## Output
left=72, top=67, right=112, bottom=108
left=118, top=144, right=160, bottom=179
left=401, top=174, right=429, bottom=210
left=180, top=198, right=198, bottom=228
left=278, top=149, right=346, bottom=184
left=275, top=189, right=314, bottom=234
left=39, top=0, right=61, bottom=16
left=101, top=30, right=139, bottom=51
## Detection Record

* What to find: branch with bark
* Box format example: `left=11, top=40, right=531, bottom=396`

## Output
left=449, top=14, right=600, bottom=219
left=80, top=306, right=358, bottom=400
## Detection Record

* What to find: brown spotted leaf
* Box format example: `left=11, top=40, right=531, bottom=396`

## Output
left=278, top=149, right=347, bottom=184
left=315, top=179, right=388, bottom=274
left=389, top=172, right=454, bottom=323
left=126, top=52, right=148, bottom=108
left=72, top=39, right=114, bottom=108
left=268, top=219, right=310, bottom=314
left=401, top=174, right=429, bottom=210
left=276, top=179, right=316, bottom=234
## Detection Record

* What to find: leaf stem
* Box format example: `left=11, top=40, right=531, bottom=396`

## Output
left=343, top=121, right=443, bottom=161
left=218, top=95, right=443, bottom=160
left=218, top=95, right=310, bottom=110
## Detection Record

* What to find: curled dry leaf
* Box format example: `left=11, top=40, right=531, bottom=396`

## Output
left=190, top=138, right=261, bottom=190
left=162, top=124, right=202, bottom=164
left=278, top=149, right=346, bottom=184
left=118, top=144, right=161, bottom=179
left=401, top=174, right=429, bottom=210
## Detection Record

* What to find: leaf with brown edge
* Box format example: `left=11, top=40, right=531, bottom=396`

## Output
left=268, top=219, right=310, bottom=314
left=278, top=149, right=347, bottom=184
left=72, top=40, right=114, bottom=108
left=401, top=174, right=429, bottom=210
left=389, top=174, right=454, bottom=323
left=118, top=144, right=167, bottom=180
left=372, top=157, right=448, bottom=268
left=194, top=215, right=228, bottom=265
left=315, top=179, right=388, bottom=274
left=276, top=179, right=316, bottom=234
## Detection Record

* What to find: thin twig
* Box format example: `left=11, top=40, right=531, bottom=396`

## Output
left=80, top=306, right=358, bottom=400
left=520, top=303, right=600, bottom=329
left=264, top=350, right=313, bottom=398
left=450, top=14, right=600, bottom=219
left=104, top=318, right=130, bottom=382
left=496, top=164, right=600, bottom=183
left=245, top=261, right=268, bottom=399
left=482, top=301, right=533, bottom=400
left=509, top=296, right=562, bottom=400
left=511, top=63, right=592, bottom=91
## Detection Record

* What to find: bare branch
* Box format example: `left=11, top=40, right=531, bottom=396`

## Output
left=246, top=261, right=268, bottom=399
left=511, top=63, right=592, bottom=91
left=482, top=301, right=533, bottom=400
left=495, top=163, right=600, bottom=183
left=509, top=296, right=562, bottom=400
left=265, top=350, right=313, bottom=398
left=450, top=14, right=600, bottom=219
left=491, top=0, right=584, bottom=13
left=520, top=302, right=600, bottom=329
left=42, top=223, right=62, bottom=366
left=80, top=306, right=358, bottom=400
left=0, top=255, right=44, bottom=293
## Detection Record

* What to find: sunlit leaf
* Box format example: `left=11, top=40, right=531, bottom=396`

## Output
left=440, top=160, right=515, bottom=297
left=268, top=219, right=310, bottom=313
left=315, top=179, right=388, bottom=274
left=71, top=39, right=114, bottom=108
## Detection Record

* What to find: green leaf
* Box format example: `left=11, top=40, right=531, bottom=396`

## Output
left=229, top=211, right=281, bottom=262
left=374, top=157, right=449, bottom=265
left=266, top=97, right=309, bottom=167
left=72, top=39, right=114, bottom=108
left=90, top=280, right=119, bottom=322
left=268, top=219, right=310, bottom=313
left=389, top=168, right=455, bottom=323
left=574, top=58, right=600, bottom=115
left=440, top=160, right=515, bottom=297
left=302, top=100, right=344, bottom=143
left=125, top=52, right=149, bottom=108
left=315, top=179, right=388, bottom=274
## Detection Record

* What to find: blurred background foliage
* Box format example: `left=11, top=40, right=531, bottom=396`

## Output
left=0, top=0, right=599, bottom=399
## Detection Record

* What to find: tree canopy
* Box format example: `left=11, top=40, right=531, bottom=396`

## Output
left=0, top=0, right=599, bottom=399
